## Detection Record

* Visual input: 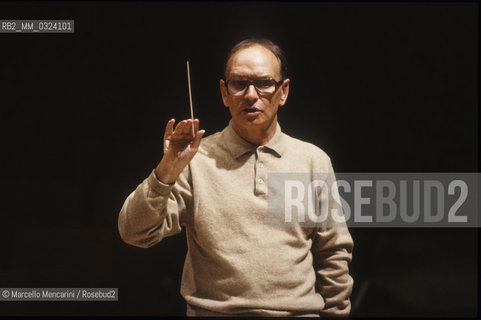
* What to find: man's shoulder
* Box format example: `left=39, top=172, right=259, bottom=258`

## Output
left=196, top=130, right=226, bottom=156
left=282, top=132, right=331, bottom=162
left=200, top=130, right=223, bottom=145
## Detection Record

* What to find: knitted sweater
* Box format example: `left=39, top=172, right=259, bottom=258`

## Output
left=118, top=122, right=353, bottom=316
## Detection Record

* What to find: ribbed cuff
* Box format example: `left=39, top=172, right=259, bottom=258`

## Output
left=147, top=169, right=175, bottom=196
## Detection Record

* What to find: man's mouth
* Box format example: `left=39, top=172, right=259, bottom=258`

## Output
left=243, top=107, right=261, bottom=114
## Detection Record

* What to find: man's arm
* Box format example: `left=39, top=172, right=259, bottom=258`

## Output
left=118, top=166, right=190, bottom=248
left=118, top=119, right=205, bottom=248
left=311, top=161, right=354, bottom=317
left=312, top=224, right=353, bottom=316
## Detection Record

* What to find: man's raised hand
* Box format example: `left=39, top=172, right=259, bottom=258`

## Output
left=155, top=119, right=205, bottom=184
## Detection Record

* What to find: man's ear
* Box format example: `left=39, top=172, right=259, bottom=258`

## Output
left=279, top=78, right=290, bottom=107
left=219, top=79, right=229, bottom=107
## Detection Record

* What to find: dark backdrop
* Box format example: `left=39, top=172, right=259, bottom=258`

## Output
left=0, top=1, right=478, bottom=317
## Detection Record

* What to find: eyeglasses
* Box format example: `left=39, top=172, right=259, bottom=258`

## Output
left=224, top=77, right=284, bottom=96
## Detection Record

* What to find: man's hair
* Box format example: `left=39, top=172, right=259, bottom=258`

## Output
left=224, top=38, right=288, bottom=80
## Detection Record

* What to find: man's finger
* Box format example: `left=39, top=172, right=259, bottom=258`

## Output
left=184, top=119, right=194, bottom=135
left=164, top=119, right=175, bottom=139
left=174, top=120, right=187, bottom=134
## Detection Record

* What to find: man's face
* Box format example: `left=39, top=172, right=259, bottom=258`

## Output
left=220, top=45, right=290, bottom=135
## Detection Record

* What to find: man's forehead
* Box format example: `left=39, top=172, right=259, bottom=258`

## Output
left=226, top=45, right=281, bottom=78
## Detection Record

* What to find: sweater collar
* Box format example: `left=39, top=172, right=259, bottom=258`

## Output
left=222, top=120, right=286, bottom=159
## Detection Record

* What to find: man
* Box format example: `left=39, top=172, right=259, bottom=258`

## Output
left=118, top=38, right=353, bottom=317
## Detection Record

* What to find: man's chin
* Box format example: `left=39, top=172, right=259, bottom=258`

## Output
left=241, top=116, right=264, bottom=126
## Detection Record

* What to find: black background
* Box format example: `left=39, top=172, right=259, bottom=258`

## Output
left=0, top=1, right=478, bottom=317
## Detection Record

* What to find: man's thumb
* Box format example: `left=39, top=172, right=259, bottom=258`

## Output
left=192, top=130, right=206, bottom=149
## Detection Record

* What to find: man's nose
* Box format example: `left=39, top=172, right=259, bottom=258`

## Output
left=244, top=84, right=259, bottom=102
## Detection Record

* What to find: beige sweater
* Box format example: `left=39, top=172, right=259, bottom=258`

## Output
left=118, top=122, right=353, bottom=317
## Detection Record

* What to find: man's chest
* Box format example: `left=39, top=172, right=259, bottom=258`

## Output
left=186, top=152, right=314, bottom=252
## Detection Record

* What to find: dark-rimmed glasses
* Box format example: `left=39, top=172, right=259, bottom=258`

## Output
left=224, top=78, right=284, bottom=96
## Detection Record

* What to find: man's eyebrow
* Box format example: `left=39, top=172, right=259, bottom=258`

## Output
left=229, top=73, right=273, bottom=79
